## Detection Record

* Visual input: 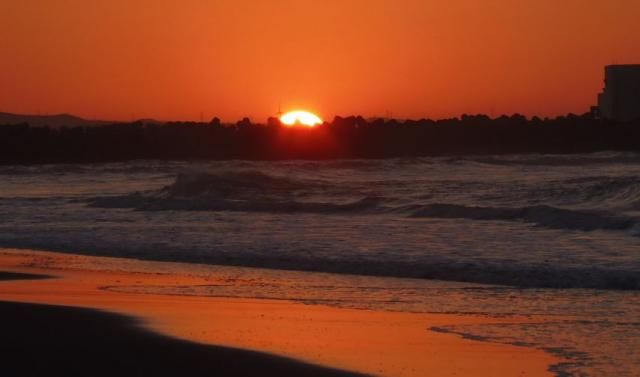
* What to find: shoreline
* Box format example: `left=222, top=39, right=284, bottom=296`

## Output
left=0, top=299, right=365, bottom=377
left=0, top=248, right=560, bottom=377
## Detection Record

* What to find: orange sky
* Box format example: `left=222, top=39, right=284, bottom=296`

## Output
left=1, top=0, right=639, bottom=122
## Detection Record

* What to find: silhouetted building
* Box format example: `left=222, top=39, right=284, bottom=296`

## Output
left=598, top=65, right=640, bottom=122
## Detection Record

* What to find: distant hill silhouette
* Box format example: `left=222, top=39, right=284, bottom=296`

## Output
left=0, top=112, right=110, bottom=128
left=1, top=112, right=640, bottom=163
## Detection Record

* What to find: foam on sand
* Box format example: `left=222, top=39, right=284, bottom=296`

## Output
left=0, top=249, right=558, bottom=377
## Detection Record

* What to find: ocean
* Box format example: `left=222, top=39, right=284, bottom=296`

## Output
left=1, top=152, right=639, bottom=376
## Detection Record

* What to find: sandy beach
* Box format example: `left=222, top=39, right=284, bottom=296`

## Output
left=0, top=300, right=365, bottom=377
left=0, top=248, right=559, bottom=377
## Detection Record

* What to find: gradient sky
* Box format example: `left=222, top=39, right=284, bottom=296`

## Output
left=1, top=0, right=640, bottom=122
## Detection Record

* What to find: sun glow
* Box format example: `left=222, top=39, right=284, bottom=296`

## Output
left=280, top=110, right=323, bottom=127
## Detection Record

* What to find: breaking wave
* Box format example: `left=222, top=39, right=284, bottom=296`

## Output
left=89, top=170, right=383, bottom=213
left=523, top=175, right=640, bottom=210
left=408, top=204, right=637, bottom=232
left=88, top=170, right=640, bottom=235
left=458, top=151, right=640, bottom=167
left=166, top=170, right=314, bottom=197
left=247, top=256, right=639, bottom=290
left=90, top=194, right=384, bottom=214
left=4, top=158, right=640, bottom=291
left=4, top=236, right=638, bottom=290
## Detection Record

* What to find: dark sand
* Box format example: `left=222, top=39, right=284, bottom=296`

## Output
left=0, top=300, right=365, bottom=377
left=0, top=271, right=49, bottom=281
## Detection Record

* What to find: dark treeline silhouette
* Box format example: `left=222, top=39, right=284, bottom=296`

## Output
left=2, top=113, right=640, bottom=163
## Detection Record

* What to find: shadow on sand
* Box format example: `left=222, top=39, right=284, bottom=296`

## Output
left=0, top=299, right=366, bottom=377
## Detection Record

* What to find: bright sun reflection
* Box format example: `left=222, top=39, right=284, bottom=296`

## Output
left=280, top=110, right=323, bottom=127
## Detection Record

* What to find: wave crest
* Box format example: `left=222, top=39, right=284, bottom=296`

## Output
left=166, top=170, right=310, bottom=198
left=89, top=170, right=385, bottom=213
left=88, top=171, right=639, bottom=235
left=409, top=203, right=636, bottom=231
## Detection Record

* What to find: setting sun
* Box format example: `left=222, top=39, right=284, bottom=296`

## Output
left=280, top=110, right=323, bottom=127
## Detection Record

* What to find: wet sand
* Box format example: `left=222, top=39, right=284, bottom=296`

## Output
left=0, top=300, right=364, bottom=377
left=0, top=249, right=559, bottom=377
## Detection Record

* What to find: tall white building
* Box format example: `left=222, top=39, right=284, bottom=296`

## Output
left=598, top=65, right=640, bottom=122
